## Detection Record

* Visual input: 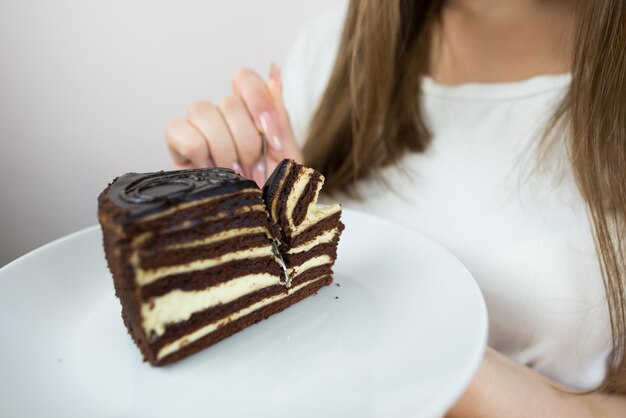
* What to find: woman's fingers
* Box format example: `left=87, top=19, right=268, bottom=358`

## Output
left=233, top=66, right=303, bottom=164
left=230, top=65, right=303, bottom=186
left=186, top=101, right=238, bottom=171
left=166, top=64, right=302, bottom=184
left=232, top=67, right=301, bottom=164
left=218, top=95, right=262, bottom=176
left=165, top=118, right=211, bottom=168
left=232, top=68, right=281, bottom=149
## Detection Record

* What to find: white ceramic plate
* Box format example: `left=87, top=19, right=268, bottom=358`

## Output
left=0, top=209, right=486, bottom=418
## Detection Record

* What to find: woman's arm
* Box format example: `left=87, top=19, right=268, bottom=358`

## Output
left=447, top=348, right=626, bottom=418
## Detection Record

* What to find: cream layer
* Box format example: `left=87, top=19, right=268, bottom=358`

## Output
left=140, top=254, right=334, bottom=336
left=292, top=204, right=341, bottom=236
left=288, top=254, right=332, bottom=276
left=152, top=205, right=267, bottom=236
left=133, top=246, right=274, bottom=286
left=285, top=168, right=315, bottom=227
left=129, top=205, right=267, bottom=251
left=142, top=273, right=281, bottom=336
left=287, top=228, right=339, bottom=254
left=156, top=275, right=328, bottom=361
left=167, top=226, right=269, bottom=250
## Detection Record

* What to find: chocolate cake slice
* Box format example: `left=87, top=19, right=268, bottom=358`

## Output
left=98, top=162, right=342, bottom=366
left=263, top=159, right=344, bottom=287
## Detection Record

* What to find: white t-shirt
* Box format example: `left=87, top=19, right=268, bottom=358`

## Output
left=282, top=6, right=612, bottom=390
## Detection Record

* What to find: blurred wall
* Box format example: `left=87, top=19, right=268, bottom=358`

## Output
left=0, top=0, right=340, bottom=266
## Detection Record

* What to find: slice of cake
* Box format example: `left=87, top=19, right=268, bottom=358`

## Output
left=262, top=159, right=344, bottom=288
left=98, top=162, right=343, bottom=366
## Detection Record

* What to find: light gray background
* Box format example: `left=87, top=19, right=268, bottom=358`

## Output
left=0, top=0, right=337, bottom=266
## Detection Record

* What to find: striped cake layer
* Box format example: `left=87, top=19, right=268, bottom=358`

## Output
left=133, top=215, right=341, bottom=287
left=155, top=275, right=333, bottom=365
left=115, top=191, right=288, bottom=344
left=136, top=205, right=271, bottom=250
left=140, top=241, right=337, bottom=339
left=148, top=263, right=333, bottom=351
left=139, top=257, right=283, bottom=299
left=135, top=196, right=341, bottom=348
left=130, top=203, right=341, bottom=296
left=135, top=189, right=263, bottom=225
left=138, top=231, right=272, bottom=269
left=142, top=272, right=283, bottom=336
left=135, top=209, right=341, bottom=346
left=281, top=208, right=343, bottom=248
left=264, top=159, right=325, bottom=232
left=154, top=272, right=334, bottom=362
left=132, top=242, right=275, bottom=286
left=128, top=206, right=277, bottom=287
left=130, top=231, right=286, bottom=340
left=286, top=227, right=341, bottom=254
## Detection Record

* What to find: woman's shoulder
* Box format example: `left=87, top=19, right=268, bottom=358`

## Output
left=282, top=4, right=347, bottom=144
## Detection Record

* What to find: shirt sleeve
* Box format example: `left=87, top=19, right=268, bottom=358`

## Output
left=281, top=4, right=347, bottom=147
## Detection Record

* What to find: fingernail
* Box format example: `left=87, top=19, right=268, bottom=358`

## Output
left=252, top=161, right=266, bottom=187
left=258, top=111, right=282, bottom=151
left=269, top=62, right=282, bottom=87
left=231, top=160, right=245, bottom=176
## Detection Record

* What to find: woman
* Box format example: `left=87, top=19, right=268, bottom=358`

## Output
left=165, top=0, right=626, bottom=416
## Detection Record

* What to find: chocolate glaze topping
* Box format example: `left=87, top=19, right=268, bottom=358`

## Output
left=108, top=168, right=258, bottom=219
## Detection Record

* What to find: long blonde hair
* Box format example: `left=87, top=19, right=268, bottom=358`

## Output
left=304, top=0, right=626, bottom=393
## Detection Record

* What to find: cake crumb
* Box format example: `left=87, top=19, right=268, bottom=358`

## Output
left=335, top=296, right=339, bottom=299
left=335, top=283, right=341, bottom=287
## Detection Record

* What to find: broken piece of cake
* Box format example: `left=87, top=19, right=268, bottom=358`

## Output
left=97, top=159, right=343, bottom=366
left=262, top=159, right=343, bottom=286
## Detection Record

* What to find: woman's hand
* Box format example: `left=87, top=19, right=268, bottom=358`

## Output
left=446, top=347, right=626, bottom=418
left=166, top=63, right=302, bottom=186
